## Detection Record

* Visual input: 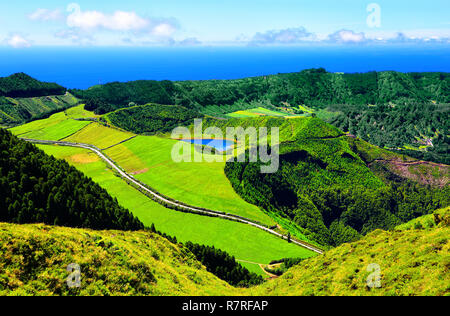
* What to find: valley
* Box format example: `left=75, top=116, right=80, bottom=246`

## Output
left=9, top=105, right=318, bottom=275
left=1, top=70, right=448, bottom=296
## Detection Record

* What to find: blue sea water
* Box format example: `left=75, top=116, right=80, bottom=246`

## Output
left=181, top=138, right=235, bottom=152
left=1, top=46, right=449, bottom=89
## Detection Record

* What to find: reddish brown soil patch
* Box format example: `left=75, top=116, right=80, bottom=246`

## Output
left=370, top=159, right=449, bottom=187
left=130, top=168, right=149, bottom=175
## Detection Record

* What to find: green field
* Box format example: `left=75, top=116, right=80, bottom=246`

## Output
left=104, top=135, right=275, bottom=226
left=10, top=109, right=275, bottom=226
left=38, top=145, right=315, bottom=274
left=226, top=107, right=297, bottom=118
left=9, top=111, right=90, bottom=140
left=64, top=122, right=134, bottom=149
left=65, top=104, right=99, bottom=119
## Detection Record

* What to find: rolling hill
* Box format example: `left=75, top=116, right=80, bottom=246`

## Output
left=8, top=107, right=316, bottom=275
left=69, top=69, right=449, bottom=164
left=0, top=222, right=237, bottom=296
left=0, top=73, right=77, bottom=126
left=1, top=208, right=448, bottom=296
left=217, top=117, right=449, bottom=246
left=1, top=71, right=448, bottom=295
left=251, top=207, right=450, bottom=296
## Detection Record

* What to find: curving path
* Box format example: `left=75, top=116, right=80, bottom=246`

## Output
left=22, top=137, right=324, bottom=255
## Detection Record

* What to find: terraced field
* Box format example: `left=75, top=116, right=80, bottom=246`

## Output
left=0, top=93, right=80, bottom=125
left=64, top=122, right=135, bottom=149
left=38, top=145, right=315, bottom=275
left=9, top=111, right=91, bottom=140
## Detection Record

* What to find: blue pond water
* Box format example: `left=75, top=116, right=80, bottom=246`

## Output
left=181, top=139, right=235, bottom=152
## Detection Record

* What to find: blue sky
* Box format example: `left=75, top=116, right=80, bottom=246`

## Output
left=1, top=0, right=449, bottom=47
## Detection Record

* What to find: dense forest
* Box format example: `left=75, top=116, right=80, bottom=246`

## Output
left=223, top=126, right=449, bottom=247
left=0, top=73, right=66, bottom=98
left=104, top=104, right=202, bottom=135
left=325, top=102, right=449, bottom=164
left=77, top=80, right=176, bottom=114
left=70, top=70, right=449, bottom=164
left=0, top=128, right=144, bottom=230
left=71, top=69, right=449, bottom=114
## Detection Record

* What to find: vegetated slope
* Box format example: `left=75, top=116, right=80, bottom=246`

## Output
left=37, top=145, right=314, bottom=275
left=0, top=131, right=270, bottom=288
left=0, top=223, right=238, bottom=296
left=251, top=208, right=450, bottom=296
left=70, top=69, right=449, bottom=115
left=219, top=117, right=449, bottom=247
left=73, top=80, right=176, bottom=114
left=1, top=208, right=447, bottom=296
left=69, top=69, right=449, bottom=164
left=0, top=93, right=79, bottom=126
left=0, top=73, right=76, bottom=126
left=104, top=104, right=202, bottom=135
left=63, top=122, right=134, bottom=149
left=0, top=128, right=143, bottom=231
left=9, top=111, right=91, bottom=141
left=325, top=102, right=449, bottom=164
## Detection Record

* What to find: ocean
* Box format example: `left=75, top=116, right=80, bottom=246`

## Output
left=1, top=45, right=449, bottom=89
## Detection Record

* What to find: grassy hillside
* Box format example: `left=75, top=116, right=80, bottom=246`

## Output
left=251, top=207, right=450, bottom=296
left=226, top=107, right=299, bottom=118
left=9, top=107, right=275, bottom=227
left=9, top=111, right=91, bottom=141
left=1, top=208, right=448, bottom=296
left=11, top=108, right=448, bottom=250
left=38, top=145, right=315, bottom=275
left=64, top=122, right=134, bottom=149
left=0, top=93, right=79, bottom=126
left=0, top=223, right=238, bottom=296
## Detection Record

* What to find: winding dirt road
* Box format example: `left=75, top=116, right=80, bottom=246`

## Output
left=22, top=137, right=324, bottom=255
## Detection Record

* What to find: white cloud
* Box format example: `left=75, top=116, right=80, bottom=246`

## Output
left=67, top=10, right=149, bottom=31
left=151, top=23, right=177, bottom=37
left=28, top=8, right=63, bottom=21
left=250, top=27, right=314, bottom=45
left=328, top=29, right=366, bottom=43
left=6, top=34, right=31, bottom=48
left=65, top=3, right=178, bottom=36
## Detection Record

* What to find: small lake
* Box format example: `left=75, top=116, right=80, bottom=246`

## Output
left=180, top=139, right=235, bottom=152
